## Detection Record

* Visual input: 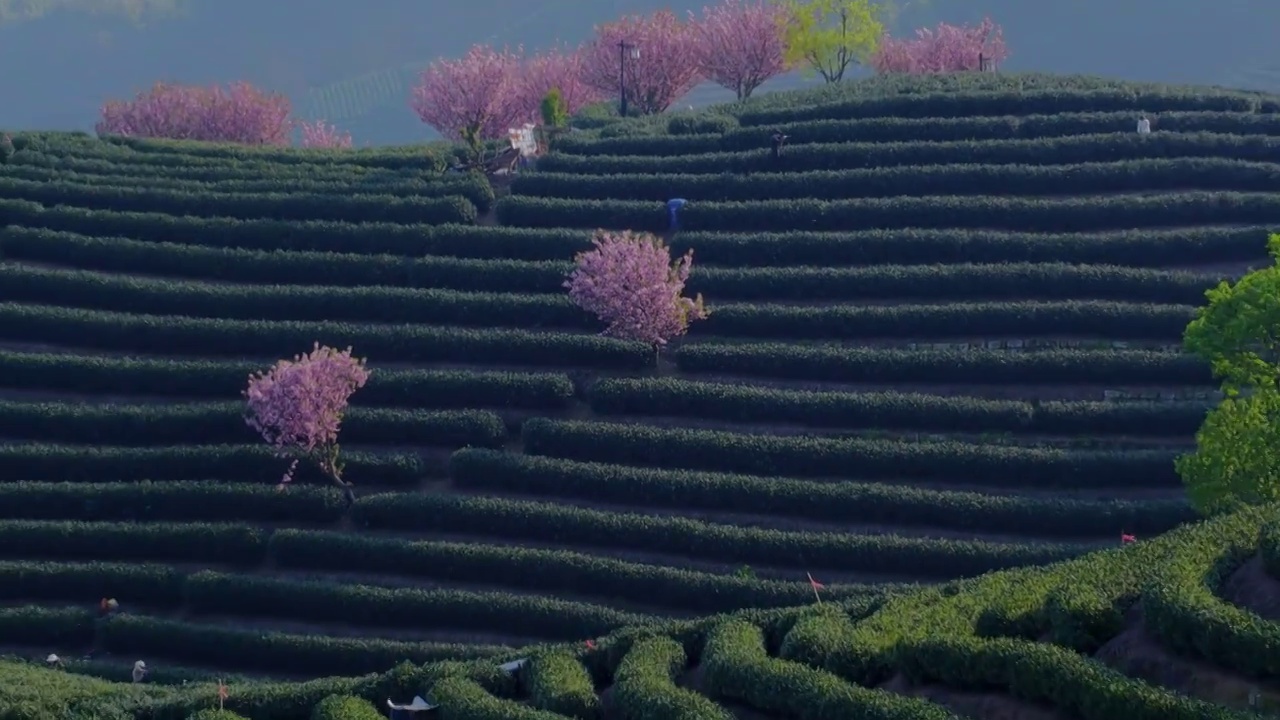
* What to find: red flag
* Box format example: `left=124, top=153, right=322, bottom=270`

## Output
left=217, top=679, right=228, bottom=709
left=584, top=639, right=596, bottom=650
left=1121, top=533, right=1136, bottom=544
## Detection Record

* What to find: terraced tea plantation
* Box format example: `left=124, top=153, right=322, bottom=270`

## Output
left=3, top=73, right=1280, bottom=719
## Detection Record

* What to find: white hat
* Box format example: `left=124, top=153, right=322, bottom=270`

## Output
left=45, top=654, right=60, bottom=663
left=134, top=660, right=146, bottom=670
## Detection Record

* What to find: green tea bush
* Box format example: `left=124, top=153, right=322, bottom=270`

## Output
left=310, top=695, right=384, bottom=720
left=611, top=637, right=731, bottom=720
left=527, top=652, right=601, bottom=719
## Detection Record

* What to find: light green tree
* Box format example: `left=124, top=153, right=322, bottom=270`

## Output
left=1178, top=232, right=1280, bottom=513
left=1183, top=234, right=1280, bottom=394
left=1176, top=388, right=1280, bottom=515
left=779, top=0, right=885, bottom=83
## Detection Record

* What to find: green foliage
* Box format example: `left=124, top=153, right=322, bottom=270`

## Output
left=527, top=651, right=601, bottom=719
left=188, top=711, right=251, bottom=720
left=612, top=637, right=731, bottom=720
left=311, top=695, right=396, bottom=720
left=541, top=89, right=569, bottom=129
left=780, top=0, right=885, bottom=83
left=1176, top=388, right=1280, bottom=514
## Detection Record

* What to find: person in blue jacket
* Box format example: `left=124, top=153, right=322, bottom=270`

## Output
left=667, top=198, right=687, bottom=232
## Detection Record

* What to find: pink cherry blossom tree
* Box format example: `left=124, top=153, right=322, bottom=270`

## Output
left=409, top=44, right=530, bottom=145
left=564, top=230, right=709, bottom=354
left=870, top=17, right=1008, bottom=74
left=244, top=343, right=370, bottom=496
left=298, top=119, right=353, bottom=149
left=521, top=43, right=606, bottom=117
left=691, top=0, right=792, bottom=100
left=579, top=10, right=702, bottom=115
left=96, top=81, right=293, bottom=145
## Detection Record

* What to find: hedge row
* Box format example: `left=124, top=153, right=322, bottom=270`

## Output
left=3, top=201, right=1268, bottom=269
left=449, top=449, right=1196, bottom=539
left=0, top=303, right=650, bottom=370
left=0, top=480, right=346, bottom=524
left=0, top=266, right=1197, bottom=341
left=0, top=606, right=97, bottom=647
left=0, top=163, right=496, bottom=211
left=98, top=613, right=508, bottom=677
left=587, top=378, right=1211, bottom=436
left=0, top=443, right=427, bottom=486
left=0, top=349, right=575, bottom=410
left=673, top=344, right=1212, bottom=385
left=310, top=696, right=383, bottom=720
left=183, top=571, right=647, bottom=641
left=515, top=158, right=1280, bottom=204
left=24, top=133, right=453, bottom=171
left=0, top=398, right=507, bottom=448
left=431, top=676, right=564, bottom=720
left=0, top=177, right=477, bottom=225
left=536, top=132, right=1280, bottom=175
left=527, top=652, right=602, bottom=719
left=612, top=637, right=731, bottom=720
left=737, top=87, right=1272, bottom=126
left=521, top=417, right=1179, bottom=489
left=352, top=492, right=1088, bottom=580
left=556, top=110, right=1280, bottom=156
left=13, top=149, right=420, bottom=182
left=270, top=528, right=882, bottom=614
left=495, top=191, right=1280, bottom=234
left=1141, top=517, right=1276, bottom=679
left=0, top=199, right=578, bottom=259
left=702, top=619, right=954, bottom=719
left=0, top=560, right=187, bottom=605
left=0, top=520, right=266, bottom=563
left=0, top=228, right=1231, bottom=307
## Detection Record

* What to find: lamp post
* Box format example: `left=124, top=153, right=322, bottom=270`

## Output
left=618, top=41, right=640, bottom=117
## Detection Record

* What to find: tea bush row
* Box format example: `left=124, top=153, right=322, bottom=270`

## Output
left=353, top=492, right=1088, bottom=579
left=702, top=620, right=955, bottom=719
left=16, top=148, right=429, bottom=182
left=0, top=163, right=496, bottom=210
left=556, top=110, right=1280, bottom=156
left=0, top=443, right=426, bottom=485
left=0, top=266, right=1195, bottom=341
left=514, top=158, right=1280, bottom=203
left=431, top=676, right=563, bottom=720
left=0, top=303, right=649, bottom=370
left=527, top=652, right=601, bottom=719
left=0, top=480, right=347, bottom=524
left=450, top=450, right=1195, bottom=539
left=0, top=520, right=266, bottom=564
left=536, top=132, right=1280, bottom=175
left=2, top=203, right=1266, bottom=268
left=0, top=348, right=575, bottom=410
left=674, top=343, right=1212, bottom=385
left=0, top=398, right=506, bottom=448
left=495, top=191, right=1280, bottom=234
left=737, top=87, right=1274, bottom=126
left=183, top=571, right=647, bottom=641
left=611, top=637, right=731, bottom=720
left=20, top=132, right=453, bottom=170
left=0, top=176, right=477, bottom=225
left=586, top=378, right=1210, bottom=436
left=521, top=418, right=1178, bottom=488
left=0, top=228, right=1228, bottom=306
left=270, top=529, right=885, bottom=614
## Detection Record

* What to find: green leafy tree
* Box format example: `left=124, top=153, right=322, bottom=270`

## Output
left=1183, top=234, right=1280, bottom=394
left=1176, top=388, right=1280, bottom=515
left=780, top=0, right=885, bottom=83
left=1179, top=232, right=1280, bottom=513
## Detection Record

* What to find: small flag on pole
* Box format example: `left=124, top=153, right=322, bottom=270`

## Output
left=584, top=639, right=596, bottom=650
left=1121, top=532, right=1136, bottom=544
left=217, top=679, right=228, bottom=710
left=807, top=572, right=824, bottom=604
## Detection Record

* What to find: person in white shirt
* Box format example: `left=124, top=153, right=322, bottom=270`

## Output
left=1137, top=116, right=1151, bottom=134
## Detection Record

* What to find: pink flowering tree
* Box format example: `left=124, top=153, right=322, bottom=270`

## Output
left=565, top=230, right=709, bottom=355
left=96, top=82, right=293, bottom=145
left=243, top=343, right=370, bottom=494
left=521, top=44, right=605, bottom=118
left=870, top=17, right=1009, bottom=74
left=409, top=44, right=529, bottom=157
left=298, top=120, right=353, bottom=149
left=691, top=0, right=792, bottom=100
left=580, top=11, right=702, bottom=115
